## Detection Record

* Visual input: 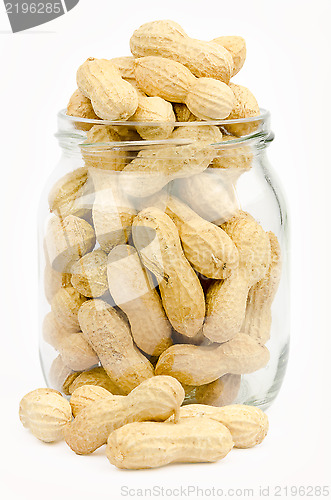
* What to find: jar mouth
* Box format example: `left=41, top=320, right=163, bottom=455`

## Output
left=58, top=108, right=270, bottom=128
left=57, top=108, right=272, bottom=153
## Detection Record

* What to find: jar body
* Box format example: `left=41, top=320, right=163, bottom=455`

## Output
left=39, top=112, right=289, bottom=409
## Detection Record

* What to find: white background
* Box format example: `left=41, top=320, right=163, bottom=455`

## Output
left=0, top=0, right=330, bottom=499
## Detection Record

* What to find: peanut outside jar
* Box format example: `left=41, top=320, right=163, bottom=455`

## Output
left=39, top=109, right=289, bottom=410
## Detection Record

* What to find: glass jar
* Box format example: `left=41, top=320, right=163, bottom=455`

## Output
left=39, top=109, right=289, bottom=410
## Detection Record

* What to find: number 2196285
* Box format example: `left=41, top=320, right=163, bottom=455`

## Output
left=5, top=3, right=62, bottom=14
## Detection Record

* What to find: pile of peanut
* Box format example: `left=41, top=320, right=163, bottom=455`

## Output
left=23, top=20, right=282, bottom=468
left=19, top=379, right=269, bottom=469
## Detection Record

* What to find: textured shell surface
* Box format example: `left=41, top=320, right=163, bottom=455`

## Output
left=111, top=56, right=136, bottom=79
left=130, top=20, right=234, bottom=83
left=68, top=366, right=123, bottom=395
left=58, top=332, right=99, bottom=372
left=195, top=374, right=241, bottom=406
left=155, top=333, right=269, bottom=385
left=69, top=384, right=117, bottom=417
left=67, top=89, right=99, bottom=130
left=211, top=135, right=253, bottom=176
left=49, top=355, right=75, bottom=392
left=165, top=195, right=239, bottom=279
left=48, top=167, right=88, bottom=218
left=211, top=36, right=246, bottom=76
left=107, top=244, right=173, bottom=355
left=71, top=249, right=108, bottom=298
left=82, top=126, right=128, bottom=171
left=170, top=124, right=222, bottom=143
left=64, top=375, right=185, bottom=455
left=242, top=231, right=282, bottom=343
left=77, top=58, right=138, bottom=120
left=133, top=208, right=205, bottom=337
left=203, top=269, right=250, bottom=342
left=132, top=95, right=175, bottom=140
left=186, top=78, right=235, bottom=120
left=19, top=388, right=72, bottom=443
left=106, top=416, right=233, bottom=469
left=174, top=169, right=240, bottom=225
left=172, top=403, right=268, bottom=448
left=173, top=103, right=197, bottom=122
left=122, top=142, right=215, bottom=198
left=78, top=299, right=154, bottom=394
left=51, top=286, right=87, bottom=332
left=134, top=56, right=196, bottom=102
left=44, top=263, right=71, bottom=304
left=222, top=211, right=271, bottom=285
left=226, top=83, right=260, bottom=136
left=42, top=311, right=69, bottom=350
left=90, top=168, right=136, bottom=252
left=45, top=215, right=96, bottom=273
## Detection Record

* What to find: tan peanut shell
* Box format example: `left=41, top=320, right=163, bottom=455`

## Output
left=49, top=355, right=75, bottom=392
left=155, top=333, right=270, bottom=385
left=77, top=58, right=138, bottom=120
left=51, top=287, right=87, bottom=332
left=195, top=374, right=241, bottom=406
left=67, top=366, right=124, bottom=396
left=42, top=311, right=70, bottom=350
left=64, top=376, right=185, bottom=454
left=66, top=89, right=99, bottom=130
left=212, top=36, right=246, bottom=76
left=203, top=212, right=271, bottom=343
left=62, top=372, right=81, bottom=396
left=171, top=124, right=222, bottom=143
left=78, top=299, right=154, bottom=394
left=48, top=167, right=89, bottom=220
left=122, top=142, right=215, bottom=198
left=70, top=385, right=117, bottom=417
left=222, top=211, right=271, bottom=284
left=211, top=134, right=253, bottom=179
left=44, top=264, right=71, bottom=304
left=203, top=270, right=250, bottom=343
left=173, top=103, right=197, bottom=122
left=45, top=215, right=96, bottom=272
left=242, top=231, right=282, bottom=344
left=133, top=208, right=205, bottom=337
left=130, top=20, right=234, bottom=83
left=186, top=77, right=235, bottom=120
left=134, top=56, right=234, bottom=120
left=175, top=169, right=239, bottom=225
left=226, top=83, right=260, bottom=136
left=82, top=125, right=127, bottom=171
left=110, top=56, right=136, bottom=79
left=57, top=333, right=99, bottom=372
left=171, top=404, right=268, bottom=448
left=165, top=195, right=239, bottom=279
left=106, top=416, right=233, bottom=469
left=135, top=56, right=195, bottom=102
left=107, top=245, right=173, bottom=356
left=90, top=168, right=136, bottom=252
left=71, top=249, right=108, bottom=298
left=19, top=389, right=72, bottom=442
left=180, top=404, right=269, bottom=448
left=132, top=94, right=175, bottom=140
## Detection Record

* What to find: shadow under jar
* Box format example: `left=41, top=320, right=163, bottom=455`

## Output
left=39, top=109, right=289, bottom=410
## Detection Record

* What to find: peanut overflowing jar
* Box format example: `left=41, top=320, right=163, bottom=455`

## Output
left=26, top=19, right=290, bottom=468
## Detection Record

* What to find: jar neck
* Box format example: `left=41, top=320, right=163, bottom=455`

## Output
left=56, top=108, right=273, bottom=158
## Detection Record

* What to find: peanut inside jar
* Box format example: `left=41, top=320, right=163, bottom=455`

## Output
left=32, top=20, right=289, bottom=471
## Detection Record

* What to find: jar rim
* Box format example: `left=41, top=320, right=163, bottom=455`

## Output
left=58, top=108, right=270, bottom=128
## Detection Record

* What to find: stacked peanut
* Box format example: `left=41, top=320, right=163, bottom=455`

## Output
left=20, top=379, right=269, bottom=469
left=22, top=20, right=281, bottom=468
